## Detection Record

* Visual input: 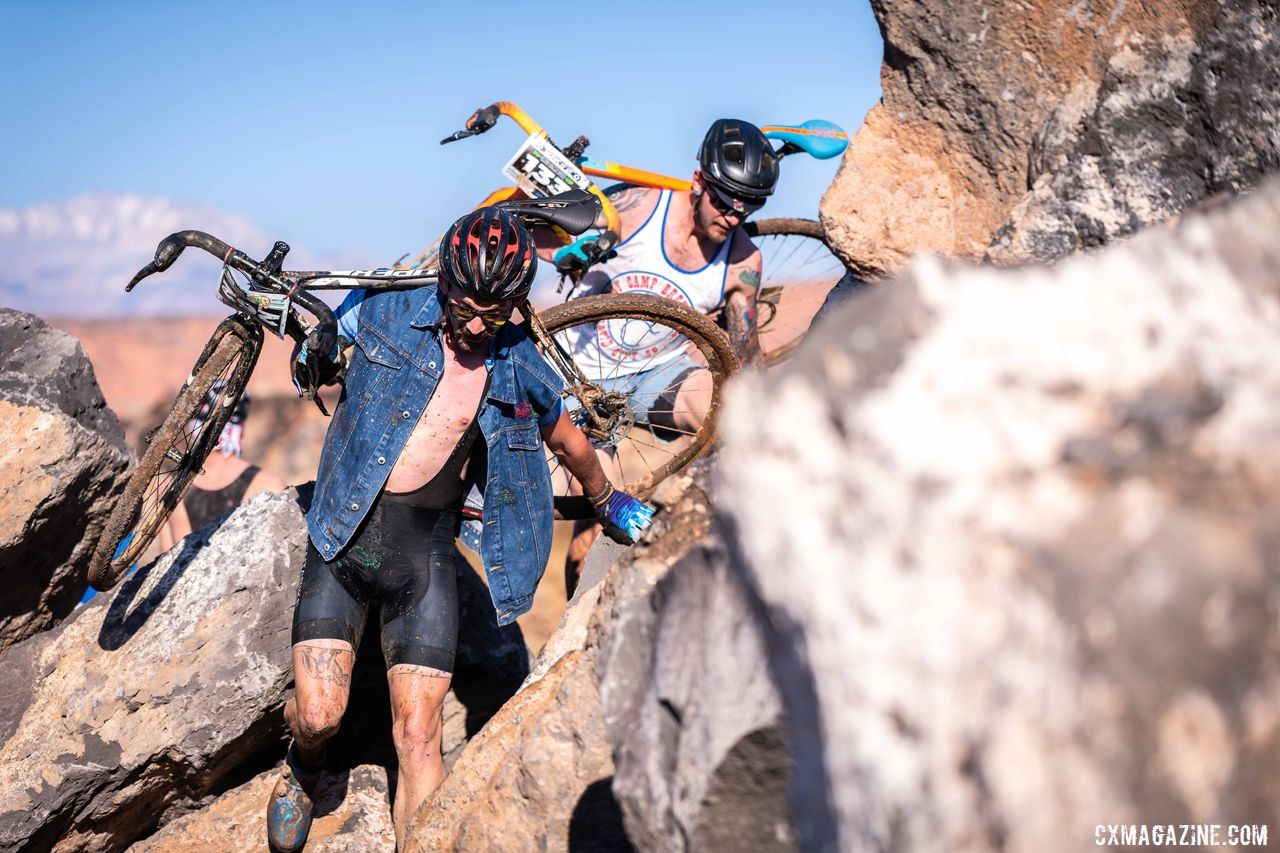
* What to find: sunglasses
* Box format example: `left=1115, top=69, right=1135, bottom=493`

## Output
left=445, top=295, right=513, bottom=330
left=704, top=184, right=766, bottom=219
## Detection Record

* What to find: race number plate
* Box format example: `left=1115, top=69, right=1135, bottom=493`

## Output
left=218, top=266, right=290, bottom=338
left=502, top=133, right=591, bottom=198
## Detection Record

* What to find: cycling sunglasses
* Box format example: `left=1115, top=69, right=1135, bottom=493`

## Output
left=704, top=183, right=766, bottom=219
left=444, top=295, right=514, bottom=330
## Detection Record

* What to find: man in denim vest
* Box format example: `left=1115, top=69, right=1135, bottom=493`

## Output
left=267, top=207, right=653, bottom=851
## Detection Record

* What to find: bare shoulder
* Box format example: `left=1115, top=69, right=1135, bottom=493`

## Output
left=724, top=228, right=762, bottom=297
left=246, top=469, right=288, bottom=497
left=603, top=184, right=660, bottom=237
left=727, top=227, right=762, bottom=267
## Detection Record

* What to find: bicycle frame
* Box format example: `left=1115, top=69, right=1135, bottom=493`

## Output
left=404, top=101, right=849, bottom=271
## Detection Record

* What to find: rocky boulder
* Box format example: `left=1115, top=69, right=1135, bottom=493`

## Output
left=0, top=309, right=130, bottom=651
left=0, top=490, right=306, bottom=852
left=406, top=462, right=795, bottom=852
left=0, top=483, right=528, bottom=852
left=131, top=764, right=396, bottom=852
left=603, top=532, right=791, bottom=852
left=720, top=179, right=1280, bottom=850
left=822, top=0, right=1280, bottom=275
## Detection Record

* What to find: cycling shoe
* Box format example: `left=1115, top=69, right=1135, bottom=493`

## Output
left=266, top=750, right=321, bottom=852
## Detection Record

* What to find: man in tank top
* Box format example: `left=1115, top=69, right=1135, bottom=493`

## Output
left=552, top=119, right=780, bottom=591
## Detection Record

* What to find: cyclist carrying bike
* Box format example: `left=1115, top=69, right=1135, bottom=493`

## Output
left=553, top=118, right=777, bottom=590
left=267, top=207, right=653, bottom=852
left=559, top=118, right=776, bottom=370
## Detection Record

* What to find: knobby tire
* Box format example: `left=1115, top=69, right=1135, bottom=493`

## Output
left=743, top=218, right=843, bottom=366
left=88, top=318, right=261, bottom=591
left=538, top=292, right=736, bottom=501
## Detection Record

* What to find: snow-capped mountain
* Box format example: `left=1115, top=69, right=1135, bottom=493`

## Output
left=0, top=195, right=365, bottom=317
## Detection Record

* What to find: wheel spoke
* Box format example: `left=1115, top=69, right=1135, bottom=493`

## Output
left=95, top=329, right=253, bottom=582
left=538, top=294, right=730, bottom=502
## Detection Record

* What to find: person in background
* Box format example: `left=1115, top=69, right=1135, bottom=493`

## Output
left=156, top=384, right=286, bottom=550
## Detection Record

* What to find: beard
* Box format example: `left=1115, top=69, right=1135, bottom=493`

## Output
left=705, top=221, right=731, bottom=242
left=692, top=204, right=731, bottom=243
left=446, top=324, right=489, bottom=354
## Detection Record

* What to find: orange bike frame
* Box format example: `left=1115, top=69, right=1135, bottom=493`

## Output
left=400, top=101, right=694, bottom=269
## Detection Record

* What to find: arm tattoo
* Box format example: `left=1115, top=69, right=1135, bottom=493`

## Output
left=725, top=290, right=762, bottom=366
left=739, top=269, right=761, bottom=292
left=608, top=186, right=649, bottom=215
left=299, top=647, right=352, bottom=687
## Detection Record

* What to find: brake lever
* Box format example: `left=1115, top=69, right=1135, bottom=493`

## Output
left=440, top=128, right=481, bottom=145
left=467, top=105, right=500, bottom=133
left=441, top=105, right=501, bottom=145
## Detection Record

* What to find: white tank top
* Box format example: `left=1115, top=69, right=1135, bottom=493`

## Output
left=563, top=190, right=731, bottom=377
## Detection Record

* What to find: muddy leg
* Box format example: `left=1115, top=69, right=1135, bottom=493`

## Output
left=284, top=638, right=355, bottom=765
left=388, top=663, right=452, bottom=848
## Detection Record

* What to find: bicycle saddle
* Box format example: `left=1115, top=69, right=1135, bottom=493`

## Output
left=762, top=120, right=849, bottom=160
left=497, top=188, right=600, bottom=236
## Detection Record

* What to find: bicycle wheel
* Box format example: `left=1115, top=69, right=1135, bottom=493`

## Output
left=538, top=293, right=736, bottom=502
left=744, top=218, right=845, bottom=365
left=88, top=317, right=262, bottom=591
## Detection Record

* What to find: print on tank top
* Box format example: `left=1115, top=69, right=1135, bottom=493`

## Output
left=566, top=190, right=731, bottom=379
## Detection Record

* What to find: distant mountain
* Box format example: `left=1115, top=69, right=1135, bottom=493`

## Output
left=0, top=195, right=365, bottom=317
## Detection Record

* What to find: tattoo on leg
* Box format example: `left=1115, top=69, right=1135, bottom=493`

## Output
left=299, top=647, right=353, bottom=687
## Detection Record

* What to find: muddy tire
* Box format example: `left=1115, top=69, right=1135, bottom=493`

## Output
left=88, top=317, right=262, bottom=591
left=539, top=292, right=736, bottom=501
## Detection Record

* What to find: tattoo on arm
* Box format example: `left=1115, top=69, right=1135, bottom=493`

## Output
left=725, top=289, right=762, bottom=366
left=608, top=186, right=648, bottom=215
left=739, top=269, right=761, bottom=292
left=299, top=647, right=353, bottom=687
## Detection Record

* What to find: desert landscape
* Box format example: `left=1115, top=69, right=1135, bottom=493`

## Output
left=3, top=0, right=1278, bottom=849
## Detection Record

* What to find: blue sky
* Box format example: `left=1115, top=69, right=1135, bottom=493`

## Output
left=1, top=1, right=882, bottom=261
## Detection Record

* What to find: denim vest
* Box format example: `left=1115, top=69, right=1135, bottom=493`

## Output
left=307, top=286, right=565, bottom=625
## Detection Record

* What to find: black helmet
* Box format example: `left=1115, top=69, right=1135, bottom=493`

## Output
left=438, top=206, right=537, bottom=302
left=698, top=119, right=779, bottom=201
left=195, top=380, right=249, bottom=425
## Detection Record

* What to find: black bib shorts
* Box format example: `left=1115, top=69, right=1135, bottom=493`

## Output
left=292, top=499, right=460, bottom=673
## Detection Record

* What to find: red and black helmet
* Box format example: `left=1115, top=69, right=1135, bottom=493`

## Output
left=438, top=206, right=537, bottom=302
